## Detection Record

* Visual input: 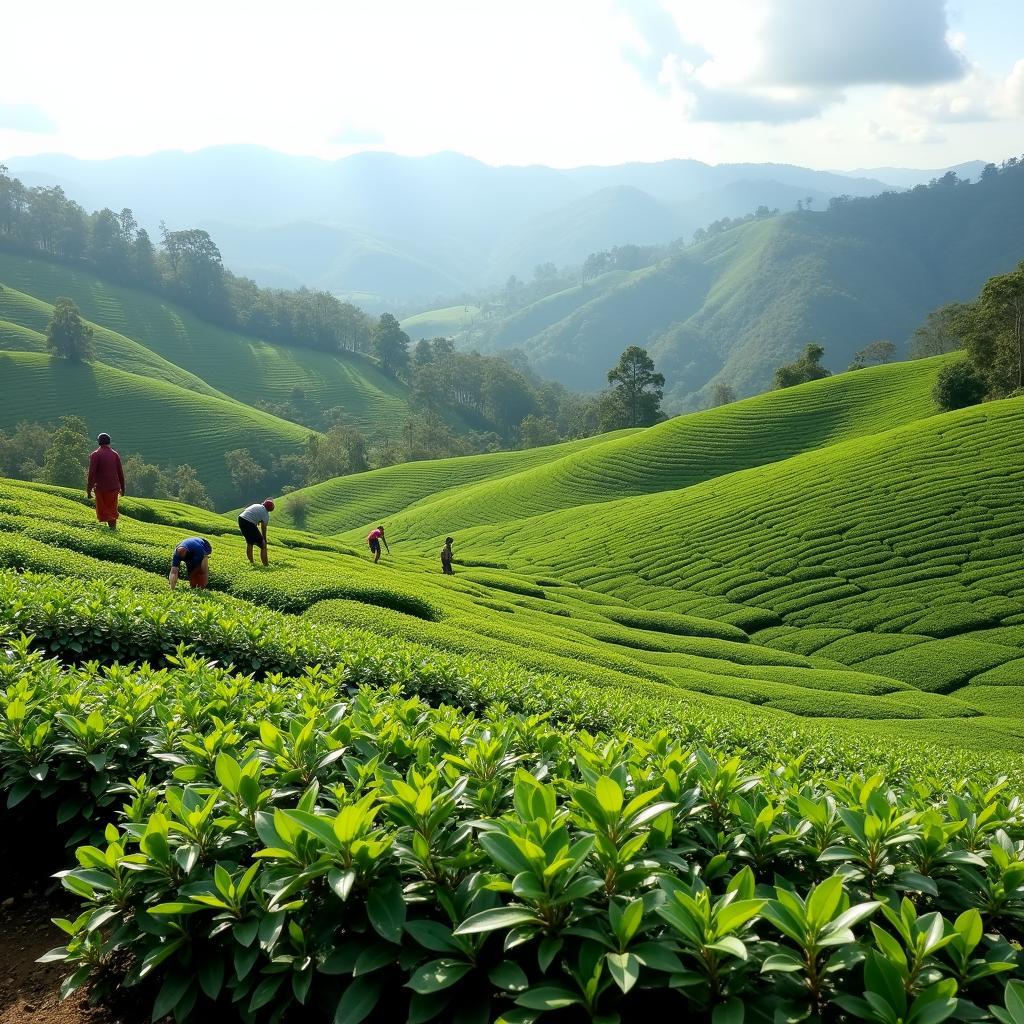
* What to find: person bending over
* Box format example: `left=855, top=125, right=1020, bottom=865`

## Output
left=169, top=537, right=212, bottom=590
left=238, top=498, right=275, bottom=566
left=440, top=537, right=455, bottom=575
left=367, top=525, right=390, bottom=564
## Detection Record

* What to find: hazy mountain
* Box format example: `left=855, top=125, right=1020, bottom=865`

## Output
left=836, top=161, right=989, bottom=188
left=7, top=147, right=900, bottom=301
left=464, top=164, right=1024, bottom=408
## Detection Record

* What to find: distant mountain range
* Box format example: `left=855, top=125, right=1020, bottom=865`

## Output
left=5, top=147, right=986, bottom=304
left=460, top=163, right=1024, bottom=409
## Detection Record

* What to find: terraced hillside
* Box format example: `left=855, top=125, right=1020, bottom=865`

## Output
left=1, top=420, right=1023, bottom=756
left=272, top=429, right=634, bottom=532
left=0, top=281, right=228, bottom=399
left=0, top=351, right=310, bottom=507
left=449, top=395, right=1024, bottom=748
left=331, top=355, right=950, bottom=542
left=0, top=250, right=450, bottom=435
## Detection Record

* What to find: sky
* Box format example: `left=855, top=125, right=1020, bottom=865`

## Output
left=1, top=0, right=1022, bottom=170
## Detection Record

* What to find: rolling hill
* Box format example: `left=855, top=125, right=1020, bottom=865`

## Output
left=272, top=429, right=635, bottom=533
left=3, top=356, right=1024, bottom=755
left=313, top=354, right=949, bottom=541
left=0, top=249, right=449, bottom=437
left=0, top=351, right=310, bottom=507
left=447, top=390, right=1024, bottom=748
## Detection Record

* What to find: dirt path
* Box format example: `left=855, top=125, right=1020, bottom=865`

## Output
left=0, top=891, right=115, bottom=1024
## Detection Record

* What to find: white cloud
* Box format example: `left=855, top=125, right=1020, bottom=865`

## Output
left=1005, top=60, right=1024, bottom=114
left=0, top=0, right=1020, bottom=170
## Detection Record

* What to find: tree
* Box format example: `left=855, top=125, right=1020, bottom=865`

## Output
left=170, top=465, right=214, bottom=509
left=132, top=228, right=159, bottom=286
left=121, top=454, right=169, bottom=498
left=160, top=226, right=228, bottom=317
left=0, top=420, right=52, bottom=480
left=959, top=260, right=1024, bottom=395
left=773, top=344, right=831, bottom=389
left=606, top=346, right=665, bottom=427
left=41, top=415, right=90, bottom=487
left=933, top=358, right=986, bottom=411
left=303, top=426, right=368, bottom=484
left=46, top=297, right=95, bottom=363
left=225, top=448, right=267, bottom=494
left=88, top=208, right=130, bottom=278
left=710, top=383, right=736, bottom=407
left=848, top=340, right=896, bottom=370
left=910, top=304, right=965, bottom=359
left=519, top=414, right=558, bottom=449
left=372, top=313, right=410, bottom=377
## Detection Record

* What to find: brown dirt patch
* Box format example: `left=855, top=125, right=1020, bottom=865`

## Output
left=0, top=890, right=126, bottom=1024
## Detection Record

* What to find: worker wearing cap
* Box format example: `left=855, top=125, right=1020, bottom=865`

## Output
left=86, top=432, right=126, bottom=530
left=367, top=525, right=390, bottom=564
left=238, top=498, right=275, bottom=566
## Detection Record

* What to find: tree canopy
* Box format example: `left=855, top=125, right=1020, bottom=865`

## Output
left=607, top=346, right=665, bottom=427
left=773, top=343, right=831, bottom=390
left=45, top=297, right=95, bottom=363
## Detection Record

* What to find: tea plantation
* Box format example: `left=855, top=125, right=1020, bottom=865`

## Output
left=4, top=355, right=1024, bottom=1021
left=0, top=250, right=462, bottom=438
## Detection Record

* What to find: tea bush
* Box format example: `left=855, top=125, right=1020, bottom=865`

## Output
left=3, top=642, right=1024, bottom=1023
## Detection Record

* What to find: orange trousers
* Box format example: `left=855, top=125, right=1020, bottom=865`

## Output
left=94, top=489, right=119, bottom=523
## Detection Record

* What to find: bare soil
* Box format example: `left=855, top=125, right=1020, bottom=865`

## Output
left=0, top=891, right=119, bottom=1024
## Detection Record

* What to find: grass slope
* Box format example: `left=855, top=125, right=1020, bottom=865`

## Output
left=343, top=356, right=949, bottom=543
left=0, top=351, right=310, bottom=507
left=1, top=433, right=1022, bottom=755
left=450, top=394, right=1024, bottom=737
left=0, top=250, right=445, bottom=435
left=273, top=430, right=634, bottom=533
left=0, top=281, right=227, bottom=398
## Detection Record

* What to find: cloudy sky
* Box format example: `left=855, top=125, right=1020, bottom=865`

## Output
left=2, top=0, right=1022, bottom=169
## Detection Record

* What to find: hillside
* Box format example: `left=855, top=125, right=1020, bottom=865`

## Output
left=6, top=345, right=1024, bottom=1019
left=272, top=429, right=635, bottom=533
left=448, top=392, right=1024, bottom=747
left=0, top=351, right=310, bottom=507
left=0, top=250, right=446, bottom=436
left=327, top=355, right=949, bottom=541
left=464, top=164, right=1024, bottom=407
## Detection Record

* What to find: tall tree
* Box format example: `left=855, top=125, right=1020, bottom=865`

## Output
left=606, top=346, right=665, bottom=427
left=46, top=297, right=95, bottom=363
left=160, top=226, right=228, bottom=316
left=372, top=313, right=410, bottom=377
left=170, top=465, right=214, bottom=509
left=710, top=383, right=736, bottom=407
left=848, top=339, right=896, bottom=370
left=224, top=448, right=267, bottom=493
left=910, top=303, right=965, bottom=359
left=41, top=415, right=90, bottom=487
left=959, top=260, right=1024, bottom=395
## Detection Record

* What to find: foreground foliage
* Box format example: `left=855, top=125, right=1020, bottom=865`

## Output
left=0, top=636, right=1021, bottom=1023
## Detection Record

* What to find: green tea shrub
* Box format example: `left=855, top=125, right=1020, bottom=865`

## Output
left=602, top=607, right=748, bottom=642
left=2, top=647, right=1021, bottom=1024
left=458, top=570, right=546, bottom=599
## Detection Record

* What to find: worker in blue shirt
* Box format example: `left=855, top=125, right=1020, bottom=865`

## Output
left=169, top=537, right=212, bottom=590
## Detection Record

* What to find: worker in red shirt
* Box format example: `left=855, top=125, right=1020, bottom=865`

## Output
left=86, top=432, right=126, bottom=530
